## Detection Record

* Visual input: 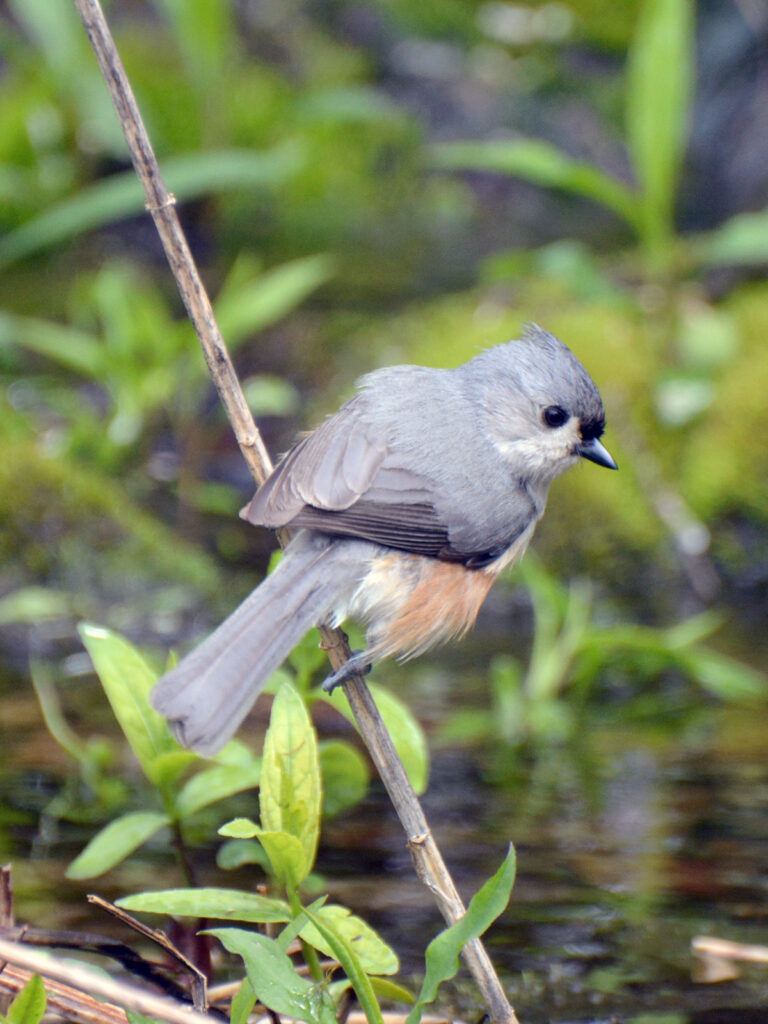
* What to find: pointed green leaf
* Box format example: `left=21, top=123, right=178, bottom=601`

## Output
left=300, top=908, right=384, bottom=1024
left=369, top=977, right=415, bottom=1005
left=260, top=683, right=321, bottom=873
left=256, top=829, right=309, bottom=889
left=7, top=974, right=46, bottom=1024
left=0, top=146, right=304, bottom=268
left=66, top=811, right=170, bottom=879
left=216, top=254, right=335, bottom=347
left=175, top=762, right=261, bottom=818
left=300, top=904, right=399, bottom=976
left=406, top=845, right=517, bottom=1024
left=431, top=139, right=639, bottom=227
left=78, top=624, right=175, bottom=785
left=206, top=927, right=337, bottom=1024
left=626, top=0, right=694, bottom=260
left=324, top=683, right=429, bottom=795
left=117, top=888, right=290, bottom=923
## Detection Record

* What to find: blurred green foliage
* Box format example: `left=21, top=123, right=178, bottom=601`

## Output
left=0, top=0, right=765, bottom=786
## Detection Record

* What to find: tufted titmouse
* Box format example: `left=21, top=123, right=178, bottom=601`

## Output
left=152, top=325, right=616, bottom=754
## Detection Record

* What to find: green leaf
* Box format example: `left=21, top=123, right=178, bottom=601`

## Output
left=117, top=888, right=291, bottom=923
left=700, top=209, right=768, bottom=267
left=324, top=683, right=429, bottom=795
left=219, top=817, right=260, bottom=839
left=300, top=908, right=384, bottom=1024
left=7, top=974, right=46, bottom=1024
left=0, top=145, right=304, bottom=268
left=300, top=905, right=399, bottom=976
left=207, top=927, right=337, bottom=1024
left=431, top=139, right=639, bottom=227
left=217, top=839, right=271, bottom=871
left=230, top=979, right=256, bottom=1024
left=679, top=651, right=766, bottom=702
left=175, top=762, right=262, bottom=818
left=0, top=586, right=73, bottom=625
left=216, top=254, right=335, bottom=347
left=626, top=0, right=694, bottom=261
left=260, top=683, right=321, bottom=875
left=406, top=845, right=517, bottom=1024
left=319, top=741, right=369, bottom=819
left=0, top=312, right=104, bottom=378
left=256, top=829, right=310, bottom=889
left=78, top=624, right=175, bottom=785
left=369, top=977, right=415, bottom=1005
left=66, top=811, right=170, bottom=879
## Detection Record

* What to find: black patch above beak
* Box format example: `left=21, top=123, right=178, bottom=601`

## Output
left=578, top=438, right=618, bottom=470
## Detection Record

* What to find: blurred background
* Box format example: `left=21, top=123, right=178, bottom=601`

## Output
left=1, top=0, right=768, bottom=1020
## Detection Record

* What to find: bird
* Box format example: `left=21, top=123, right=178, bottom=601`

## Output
left=151, top=325, right=617, bottom=755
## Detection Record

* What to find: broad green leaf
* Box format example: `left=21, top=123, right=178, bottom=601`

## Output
left=117, top=888, right=291, bottom=923
left=207, top=928, right=337, bottom=1024
left=324, top=683, right=429, bottom=795
left=7, top=974, right=46, bottom=1024
left=260, top=683, right=321, bottom=873
left=79, top=624, right=175, bottom=784
left=256, top=829, right=309, bottom=889
left=230, top=979, right=256, bottom=1024
left=626, top=0, right=694, bottom=261
left=216, top=254, right=335, bottom=347
left=319, top=741, right=369, bottom=818
left=149, top=750, right=198, bottom=792
left=300, top=904, right=399, bottom=976
left=0, top=145, right=304, bottom=268
left=301, top=908, right=383, bottom=1024
left=66, top=811, right=170, bottom=879
left=175, top=762, right=261, bottom=818
left=406, top=845, right=517, bottom=1024
left=431, top=139, right=639, bottom=227
left=219, top=817, right=260, bottom=839
left=217, top=839, right=271, bottom=871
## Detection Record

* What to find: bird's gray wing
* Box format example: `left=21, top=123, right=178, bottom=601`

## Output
left=242, top=392, right=532, bottom=566
left=243, top=396, right=388, bottom=525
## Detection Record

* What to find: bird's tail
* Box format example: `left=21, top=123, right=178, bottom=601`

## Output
left=151, top=532, right=359, bottom=756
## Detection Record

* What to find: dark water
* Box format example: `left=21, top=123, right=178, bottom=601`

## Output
left=2, top=674, right=768, bottom=1024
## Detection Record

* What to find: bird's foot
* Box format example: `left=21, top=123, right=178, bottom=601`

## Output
left=321, top=650, right=371, bottom=692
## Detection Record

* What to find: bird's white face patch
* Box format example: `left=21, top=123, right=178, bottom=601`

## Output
left=486, top=402, right=583, bottom=485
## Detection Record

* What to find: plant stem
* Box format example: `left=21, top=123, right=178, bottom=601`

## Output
left=71, top=4, right=518, bottom=1021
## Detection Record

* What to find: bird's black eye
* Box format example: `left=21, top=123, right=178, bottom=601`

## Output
left=542, top=405, right=569, bottom=428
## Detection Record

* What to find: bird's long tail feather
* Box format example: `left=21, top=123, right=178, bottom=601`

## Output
left=151, top=533, right=359, bottom=756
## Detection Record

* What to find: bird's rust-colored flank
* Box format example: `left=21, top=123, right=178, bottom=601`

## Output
left=368, top=554, right=496, bottom=661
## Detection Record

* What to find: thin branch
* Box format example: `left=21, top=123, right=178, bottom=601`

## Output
left=0, top=938, right=219, bottom=1024
left=71, top=3, right=517, bottom=1022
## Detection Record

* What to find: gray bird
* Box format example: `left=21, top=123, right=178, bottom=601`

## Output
left=152, top=325, right=617, bottom=755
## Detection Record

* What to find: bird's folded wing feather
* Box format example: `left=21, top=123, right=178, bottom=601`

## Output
left=240, top=394, right=525, bottom=566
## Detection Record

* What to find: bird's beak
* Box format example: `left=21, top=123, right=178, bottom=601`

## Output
left=578, top=438, right=618, bottom=470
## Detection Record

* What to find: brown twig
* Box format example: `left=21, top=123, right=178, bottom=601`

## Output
left=70, top=3, right=518, bottom=1022
left=0, top=938, right=219, bottom=1024
left=88, top=895, right=207, bottom=1011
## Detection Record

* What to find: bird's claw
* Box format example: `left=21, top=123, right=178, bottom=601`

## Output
left=321, top=650, right=371, bottom=692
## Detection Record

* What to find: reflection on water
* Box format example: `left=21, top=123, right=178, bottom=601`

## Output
left=2, top=673, right=768, bottom=1023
